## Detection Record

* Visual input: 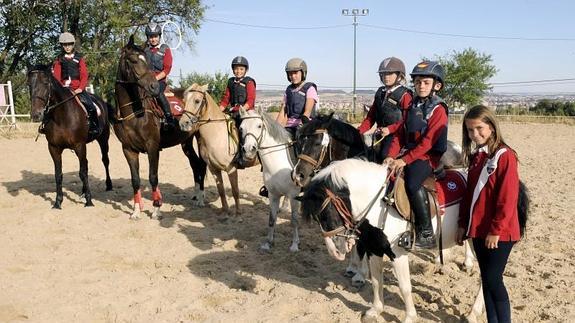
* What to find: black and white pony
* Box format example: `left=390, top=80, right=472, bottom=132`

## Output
left=300, top=158, right=529, bottom=322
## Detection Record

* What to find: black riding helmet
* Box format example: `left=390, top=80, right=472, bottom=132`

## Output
left=231, top=56, right=249, bottom=69
left=145, top=22, right=162, bottom=37
left=410, top=60, right=445, bottom=90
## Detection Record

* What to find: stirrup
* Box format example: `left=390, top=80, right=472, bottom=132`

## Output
left=259, top=186, right=269, bottom=198
left=398, top=230, right=413, bottom=249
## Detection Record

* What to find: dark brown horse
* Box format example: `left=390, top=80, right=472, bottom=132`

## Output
left=113, top=35, right=206, bottom=220
left=28, top=64, right=113, bottom=209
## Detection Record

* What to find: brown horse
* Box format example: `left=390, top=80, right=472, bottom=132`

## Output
left=113, top=35, right=206, bottom=220
left=28, top=64, right=112, bottom=209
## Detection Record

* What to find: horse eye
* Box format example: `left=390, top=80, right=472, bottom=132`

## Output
left=194, top=99, right=201, bottom=104
left=258, top=124, right=262, bottom=128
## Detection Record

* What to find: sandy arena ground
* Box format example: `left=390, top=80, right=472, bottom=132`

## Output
left=0, top=122, right=574, bottom=322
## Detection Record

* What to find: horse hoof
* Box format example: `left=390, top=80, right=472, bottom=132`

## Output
left=361, top=312, right=379, bottom=323
left=106, top=186, right=113, bottom=191
left=289, top=245, right=299, bottom=253
left=52, top=205, right=62, bottom=210
left=85, top=201, right=95, bottom=207
left=351, top=276, right=366, bottom=288
left=343, top=269, right=356, bottom=278
left=260, top=243, right=272, bottom=252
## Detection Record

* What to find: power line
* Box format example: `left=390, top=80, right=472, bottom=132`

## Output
left=205, top=17, right=575, bottom=41
left=205, top=18, right=349, bottom=30
left=360, top=23, right=575, bottom=42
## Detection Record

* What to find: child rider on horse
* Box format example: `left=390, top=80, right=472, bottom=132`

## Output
left=219, top=56, right=256, bottom=169
left=144, top=22, right=176, bottom=130
left=358, top=57, right=413, bottom=163
left=52, top=32, right=99, bottom=137
left=384, top=61, right=449, bottom=249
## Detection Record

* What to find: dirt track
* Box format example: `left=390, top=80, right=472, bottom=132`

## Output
left=1, top=122, right=574, bottom=322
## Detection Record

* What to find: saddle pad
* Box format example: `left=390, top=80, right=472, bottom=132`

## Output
left=437, top=169, right=467, bottom=208
left=167, top=96, right=184, bottom=117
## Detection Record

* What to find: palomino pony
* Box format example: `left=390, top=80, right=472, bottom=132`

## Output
left=299, top=159, right=530, bottom=322
left=293, top=114, right=474, bottom=287
left=238, top=107, right=301, bottom=252
left=28, top=64, right=112, bottom=208
left=114, top=36, right=206, bottom=219
left=180, top=84, right=243, bottom=215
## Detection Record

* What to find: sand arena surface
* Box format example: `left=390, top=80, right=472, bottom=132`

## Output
left=0, top=122, right=574, bottom=322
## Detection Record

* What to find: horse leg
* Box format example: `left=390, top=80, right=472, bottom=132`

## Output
left=74, top=144, right=93, bottom=207
left=463, top=240, right=475, bottom=272
left=211, top=168, right=229, bottom=214
left=391, top=254, right=417, bottom=323
left=465, top=284, right=485, bottom=323
left=260, top=194, right=281, bottom=252
left=147, top=148, right=163, bottom=220
left=227, top=168, right=240, bottom=216
left=48, top=144, right=64, bottom=209
left=288, top=197, right=299, bottom=252
left=123, top=148, right=142, bottom=219
left=96, top=126, right=113, bottom=191
left=362, top=256, right=385, bottom=323
left=346, top=246, right=368, bottom=288
left=182, top=139, right=206, bottom=207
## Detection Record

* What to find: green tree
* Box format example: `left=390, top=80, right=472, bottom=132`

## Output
left=178, top=71, right=230, bottom=103
left=1, top=0, right=206, bottom=112
left=432, top=48, right=497, bottom=109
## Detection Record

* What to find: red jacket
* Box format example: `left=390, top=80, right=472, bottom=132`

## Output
left=52, top=54, right=89, bottom=91
left=458, top=145, right=520, bottom=241
left=388, top=100, right=448, bottom=168
left=219, top=78, right=256, bottom=112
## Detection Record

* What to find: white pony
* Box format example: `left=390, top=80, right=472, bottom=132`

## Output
left=239, top=108, right=301, bottom=252
left=299, top=159, right=485, bottom=323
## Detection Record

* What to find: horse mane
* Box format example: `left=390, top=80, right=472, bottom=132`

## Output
left=298, top=114, right=366, bottom=156
left=257, top=107, right=292, bottom=143
left=29, top=64, right=71, bottom=98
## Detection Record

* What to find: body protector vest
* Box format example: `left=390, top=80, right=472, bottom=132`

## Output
left=59, top=52, right=82, bottom=80
left=144, top=44, right=168, bottom=73
left=227, top=76, right=255, bottom=106
left=285, top=82, right=317, bottom=119
left=405, top=95, right=449, bottom=155
left=374, top=85, right=411, bottom=127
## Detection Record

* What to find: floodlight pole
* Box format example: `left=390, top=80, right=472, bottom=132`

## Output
left=342, top=8, right=369, bottom=118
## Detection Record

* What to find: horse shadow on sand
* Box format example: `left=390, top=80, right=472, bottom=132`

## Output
left=161, top=198, right=466, bottom=322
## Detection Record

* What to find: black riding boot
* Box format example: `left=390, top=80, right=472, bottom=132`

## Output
left=158, top=93, right=176, bottom=130
left=80, top=93, right=99, bottom=137
left=410, top=186, right=436, bottom=249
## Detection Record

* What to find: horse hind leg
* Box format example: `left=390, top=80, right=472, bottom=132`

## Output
left=97, top=125, right=113, bottom=191
left=48, top=144, right=64, bottom=209
left=182, top=140, right=206, bottom=207
left=261, top=194, right=281, bottom=252
left=75, top=144, right=94, bottom=207
left=346, top=246, right=368, bottom=288
left=288, top=197, right=300, bottom=252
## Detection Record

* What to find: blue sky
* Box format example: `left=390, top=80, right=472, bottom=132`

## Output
left=167, top=0, right=575, bottom=93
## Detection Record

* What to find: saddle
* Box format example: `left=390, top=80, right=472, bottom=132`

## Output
left=150, top=94, right=185, bottom=118
left=390, top=169, right=467, bottom=221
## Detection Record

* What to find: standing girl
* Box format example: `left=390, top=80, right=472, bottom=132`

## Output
left=456, top=104, right=525, bottom=323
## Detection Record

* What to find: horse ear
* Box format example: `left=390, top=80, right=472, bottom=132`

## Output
left=200, top=84, right=209, bottom=92
left=239, top=106, right=247, bottom=116
left=128, top=34, right=135, bottom=48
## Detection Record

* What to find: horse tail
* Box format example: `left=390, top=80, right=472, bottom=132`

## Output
left=518, top=180, right=530, bottom=238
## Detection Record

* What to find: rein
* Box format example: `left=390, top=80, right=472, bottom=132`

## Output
left=317, top=170, right=393, bottom=239
left=297, top=128, right=331, bottom=172
left=241, top=115, right=295, bottom=152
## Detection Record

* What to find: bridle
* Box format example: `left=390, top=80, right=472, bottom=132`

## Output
left=114, top=52, right=158, bottom=119
left=182, top=89, right=210, bottom=123
left=29, top=70, right=78, bottom=115
left=296, top=128, right=332, bottom=174
left=314, top=171, right=392, bottom=240
left=240, top=114, right=295, bottom=154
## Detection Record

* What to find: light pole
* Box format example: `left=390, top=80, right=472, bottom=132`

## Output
left=342, top=8, right=369, bottom=119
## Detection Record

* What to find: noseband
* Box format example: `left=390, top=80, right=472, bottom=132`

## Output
left=297, top=129, right=331, bottom=173
left=316, top=188, right=362, bottom=239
